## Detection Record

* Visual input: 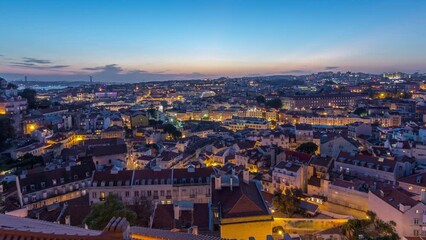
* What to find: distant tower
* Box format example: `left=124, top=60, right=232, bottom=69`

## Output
left=24, top=75, right=27, bottom=83
left=90, top=76, right=93, bottom=84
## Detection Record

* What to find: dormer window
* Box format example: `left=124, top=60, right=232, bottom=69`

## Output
left=30, top=185, right=35, bottom=191
left=74, top=175, right=78, bottom=180
left=40, top=182, right=45, bottom=188
left=52, top=179, right=57, bottom=185
left=60, top=178, right=65, bottom=184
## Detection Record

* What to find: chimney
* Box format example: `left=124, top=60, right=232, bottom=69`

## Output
left=421, top=191, right=426, bottom=205
left=65, top=215, right=71, bottom=225
left=173, top=204, right=180, bottom=220
left=243, top=170, right=249, bottom=184
left=215, top=176, right=222, bottom=190
left=230, top=176, right=233, bottom=192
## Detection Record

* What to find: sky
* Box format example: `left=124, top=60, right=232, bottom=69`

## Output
left=0, top=0, right=426, bottom=82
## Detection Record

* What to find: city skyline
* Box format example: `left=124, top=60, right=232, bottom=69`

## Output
left=1, top=0, right=426, bottom=82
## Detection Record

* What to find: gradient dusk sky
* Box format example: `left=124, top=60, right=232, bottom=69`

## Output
left=1, top=0, right=426, bottom=82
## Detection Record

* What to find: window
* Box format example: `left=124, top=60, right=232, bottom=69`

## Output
left=125, top=191, right=130, bottom=197
left=147, top=191, right=152, bottom=197
left=92, top=192, right=97, bottom=198
left=100, top=191, right=105, bottom=201
left=134, top=191, right=139, bottom=197
left=160, top=190, right=164, bottom=197
left=414, top=229, right=419, bottom=236
left=414, top=218, right=419, bottom=225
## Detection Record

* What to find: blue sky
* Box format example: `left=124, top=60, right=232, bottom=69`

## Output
left=0, top=0, right=425, bottom=81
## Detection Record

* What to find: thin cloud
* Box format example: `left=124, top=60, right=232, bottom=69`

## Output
left=280, top=69, right=307, bottom=74
left=325, top=66, right=339, bottom=70
left=9, top=62, right=69, bottom=69
left=22, top=57, right=52, bottom=64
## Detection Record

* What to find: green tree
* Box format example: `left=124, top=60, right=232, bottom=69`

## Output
left=129, top=197, right=153, bottom=227
left=17, top=153, right=44, bottom=169
left=0, top=118, right=14, bottom=150
left=84, top=194, right=137, bottom=230
left=163, top=124, right=182, bottom=140
left=256, top=95, right=266, bottom=105
left=7, top=83, right=18, bottom=89
left=272, top=188, right=301, bottom=217
left=353, top=107, right=368, bottom=117
left=296, top=142, right=318, bottom=155
left=266, top=98, right=282, bottom=109
left=366, top=210, right=377, bottom=223
left=19, top=88, right=37, bottom=109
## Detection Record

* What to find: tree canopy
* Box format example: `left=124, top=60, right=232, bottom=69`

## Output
left=163, top=123, right=182, bottom=140
left=0, top=118, right=14, bottom=150
left=342, top=211, right=399, bottom=240
left=296, top=142, right=318, bottom=155
left=273, top=188, right=303, bottom=217
left=353, top=107, right=368, bottom=117
left=84, top=194, right=137, bottom=230
left=256, top=95, right=266, bottom=104
left=265, top=98, right=282, bottom=109
left=18, top=88, right=37, bottom=109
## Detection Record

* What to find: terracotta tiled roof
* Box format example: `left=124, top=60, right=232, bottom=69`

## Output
left=130, top=227, right=223, bottom=240
left=20, top=162, right=95, bottom=194
left=371, top=187, right=419, bottom=212
left=398, top=172, right=426, bottom=187
left=212, top=175, right=270, bottom=219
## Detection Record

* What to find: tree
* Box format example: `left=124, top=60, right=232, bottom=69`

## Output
left=256, top=95, right=266, bottom=105
left=0, top=118, right=14, bottom=150
left=296, top=142, right=318, bottom=155
left=17, top=153, right=44, bottom=169
left=272, top=188, right=302, bottom=217
left=366, top=210, right=377, bottom=223
left=353, top=107, right=368, bottom=117
left=129, top=197, right=154, bottom=227
left=84, top=194, right=137, bottom=230
left=163, top=124, right=182, bottom=140
left=7, top=83, right=18, bottom=89
left=19, top=88, right=37, bottom=109
left=266, top=98, right=282, bottom=109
